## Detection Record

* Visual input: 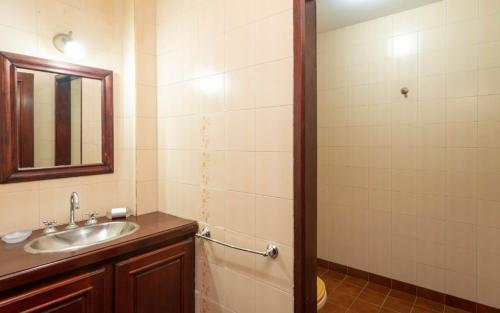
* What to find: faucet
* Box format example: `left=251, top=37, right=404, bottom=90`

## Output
left=66, top=192, right=80, bottom=229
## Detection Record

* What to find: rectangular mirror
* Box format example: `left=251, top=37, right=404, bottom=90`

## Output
left=0, top=52, right=113, bottom=183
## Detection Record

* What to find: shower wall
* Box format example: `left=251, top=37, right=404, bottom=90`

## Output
left=317, top=0, right=500, bottom=307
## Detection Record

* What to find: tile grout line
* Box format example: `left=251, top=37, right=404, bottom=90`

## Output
left=377, top=287, right=393, bottom=313
left=408, top=294, right=418, bottom=313
left=344, top=279, right=370, bottom=313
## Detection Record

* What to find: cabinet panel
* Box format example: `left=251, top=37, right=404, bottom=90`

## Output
left=0, top=267, right=109, bottom=313
left=115, top=239, right=194, bottom=313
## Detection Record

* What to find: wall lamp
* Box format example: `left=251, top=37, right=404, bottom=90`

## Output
left=53, top=31, right=85, bottom=60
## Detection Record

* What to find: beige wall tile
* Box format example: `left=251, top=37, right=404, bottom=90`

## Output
left=479, top=0, right=500, bottom=16
left=0, top=191, right=39, bottom=234
left=137, top=150, right=158, bottom=181
left=446, top=271, right=477, bottom=301
left=225, top=192, right=255, bottom=236
left=136, top=85, right=157, bottom=118
left=419, top=27, right=445, bottom=53
left=255, top=196, right=293, bottom=245
left=477, top=276, right=500, bottom=308
left=255, top=240, right=293, bottom=292
left=225, top=24, right=256, bottom=70
left=225, top=68, right=256, bottom=110
left=255, top=58, right=293, bottom=108
left=256, top=106, right=293, bottom=152
left=477, top=14, right=500, bottom=43
left=136, top=118, right=157, bottom=150
left=226, top=152, right=256, bottom=193
left=224, top=0, right=256, bottom=30
left=255, top=152, right=293, bottom=199
left=255, top=11, right=293, bottom=64
left=226, top=110, right=255, bottom=151
left=224, top=231, right=256, bottom=275
left=447, top=0, right=478, bottom=23
left=255, top=281, right=293, bottom=313
left=392, top=256, right=417, bottom=284
left=136, top=180, right=158, bottom=215
left=417, top=263, right=446, bottom=292
left=224, top=269, right=255, bottom=313
left=479, top=68, right=500, bottom=95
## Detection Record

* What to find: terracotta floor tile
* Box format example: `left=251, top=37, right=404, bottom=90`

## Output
left=365, top=282, right=391, bottom=295
left=414, top=297, right=445, bottom=312
left=381, top=309, right=399, bottom=313
left=318, top=266, right=329, bottom=276
left=358, top=289, right=388, bottom=306
left=413, top=307, right=441, bottom=313
left=348, top=300, right=381, bottom=313
left=324, top=270, right=347, bottom=281
left=329, top=290, right=359, bottom=308
left=325, top=279, right=343, bottom=294
left=389, top=289, right=416, bottom=302
left=344, top=275, right=369, bottom=288
left=382, top=296, right=415, bottom=313
left=445, top=306, right=472, bottom=313
left=321, top=301, right=349, bottom=313
left=335, top=282, right=364, bottom=297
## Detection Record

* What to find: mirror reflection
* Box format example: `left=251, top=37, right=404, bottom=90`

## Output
left=16, top=69, right=102, bottom=169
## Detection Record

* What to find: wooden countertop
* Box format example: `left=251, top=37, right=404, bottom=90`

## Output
left=0, top=212, right=198, bottom=292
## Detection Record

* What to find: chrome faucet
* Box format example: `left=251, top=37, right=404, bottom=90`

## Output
left=66, top=192, right=80, bottom=229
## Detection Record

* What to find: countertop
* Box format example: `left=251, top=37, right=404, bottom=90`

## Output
left=0, top=212, right=198, bottom=292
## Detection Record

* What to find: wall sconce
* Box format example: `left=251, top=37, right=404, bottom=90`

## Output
left=53, top=31, right=85, bottom=60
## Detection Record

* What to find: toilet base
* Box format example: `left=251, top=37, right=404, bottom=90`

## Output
left=317, top=291, right=327, bottom=311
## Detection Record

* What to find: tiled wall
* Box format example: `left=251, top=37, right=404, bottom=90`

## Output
left=70, top=79, right=82, bottom=165
left=0, top=0, right=137, bottom=233
left=317, top=0, right=500, bottom=308
left=32, top=71, right=56, bottom=167
left=81, top=78, right=103, bottom=164
left=135, top=0, right=158, bottom=215
left=155, top=0, right=294, bottom=312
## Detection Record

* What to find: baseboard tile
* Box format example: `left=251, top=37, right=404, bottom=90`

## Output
left=317, top=258, right=500, bottom=313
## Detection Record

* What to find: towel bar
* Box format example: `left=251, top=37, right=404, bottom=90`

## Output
left=195, top=226, right=279, bottom=259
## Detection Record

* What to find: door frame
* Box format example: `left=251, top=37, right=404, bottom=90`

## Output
left=293, top=0, right=317, bottom=312
left=16, top=72, right=34, bottom=168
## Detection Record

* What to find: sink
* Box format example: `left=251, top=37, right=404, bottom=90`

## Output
left=24, top=221, right=140, bottom=254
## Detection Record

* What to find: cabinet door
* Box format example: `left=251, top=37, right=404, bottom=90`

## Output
left=0, top=267, right=109, bottom=313
left=115, top=239, right=194, bottom=313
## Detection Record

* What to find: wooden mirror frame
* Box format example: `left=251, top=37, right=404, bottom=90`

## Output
left=0, top=52, right=114, bottom=183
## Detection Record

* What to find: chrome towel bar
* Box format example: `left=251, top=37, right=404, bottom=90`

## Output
left=195, top=227, right=279, bottom=259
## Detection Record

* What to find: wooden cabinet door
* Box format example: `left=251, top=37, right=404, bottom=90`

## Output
left=0, top=267, right=109, bottom=313
left=115, top=239, right=195, bottom=313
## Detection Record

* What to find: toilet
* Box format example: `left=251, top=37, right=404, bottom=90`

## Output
left=317, top=276, right=327, bottom=311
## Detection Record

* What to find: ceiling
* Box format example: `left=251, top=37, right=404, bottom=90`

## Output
left=317, top=0, right=441, bottom=33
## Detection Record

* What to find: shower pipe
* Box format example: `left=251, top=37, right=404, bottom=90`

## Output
left=195, top=226, right=279, bottom=259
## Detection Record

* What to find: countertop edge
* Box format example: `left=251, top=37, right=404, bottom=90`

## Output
left=0, top=212, right=198, bottom=293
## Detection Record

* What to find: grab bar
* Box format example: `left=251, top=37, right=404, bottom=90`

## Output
left=195, top=227, right=279, bottom=259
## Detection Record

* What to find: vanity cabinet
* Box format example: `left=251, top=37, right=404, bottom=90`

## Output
left=115, top=239, right=194, bottom=313
left=0, top=213, right=197, bottom=313
left=0, top=267, right=110, bottom=313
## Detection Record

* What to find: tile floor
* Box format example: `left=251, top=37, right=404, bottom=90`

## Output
left=318, top=265, right=469, bottom=313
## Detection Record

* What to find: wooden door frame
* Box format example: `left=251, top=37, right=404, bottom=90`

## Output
left=293, top=0, right=317, bottom=312
left=16, top=72, right=34, bottom=168
left=55, top=75, right=73, bottom=166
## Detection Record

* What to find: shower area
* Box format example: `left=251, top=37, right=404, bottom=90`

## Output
left=316, top=0, right=500, bottom=311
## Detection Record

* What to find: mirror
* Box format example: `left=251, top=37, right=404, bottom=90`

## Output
left=17, top=70, right=103, bottom=169
left=0, top=52, right=113, bottom=183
